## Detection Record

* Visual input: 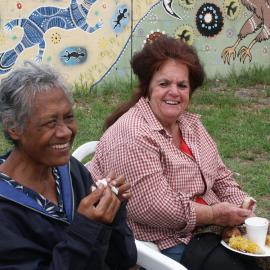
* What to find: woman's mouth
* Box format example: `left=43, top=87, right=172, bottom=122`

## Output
left=164, top=100, right=180, bottom=105
left=51, top=143, right=70, bottom=151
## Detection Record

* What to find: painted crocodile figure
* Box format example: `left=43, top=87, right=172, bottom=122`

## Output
left=0, top=0, right=101, bottom=74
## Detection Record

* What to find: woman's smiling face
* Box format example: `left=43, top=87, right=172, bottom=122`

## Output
left=15, top=88, right=77, bottom=167
left=148, top=59, right=190, bottom=129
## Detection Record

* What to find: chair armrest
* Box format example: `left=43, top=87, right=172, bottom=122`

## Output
left=135, top=240, right=187, bottom=270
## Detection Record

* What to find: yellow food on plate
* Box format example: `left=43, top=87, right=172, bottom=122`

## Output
left=228, top=235, right=259, bottom=254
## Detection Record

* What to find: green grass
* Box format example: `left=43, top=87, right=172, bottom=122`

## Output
left=189, top=81, right=270, bottom=218
left=225, top=65, right=270, bottom=89
left=0, top=66, right=270, bottom=218
left=72, top=80, right=132, bottom=149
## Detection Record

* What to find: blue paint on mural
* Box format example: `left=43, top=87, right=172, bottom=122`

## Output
left=60, top=47, right=87, bottom=65
left=111, top=5, right=129, bottom=33
left=92, top=1, right=161, bottom=89
left=0, top=0, right=101, bottom=74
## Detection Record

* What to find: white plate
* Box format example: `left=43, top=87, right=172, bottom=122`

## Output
left=221, top=240, right=270, bottom=257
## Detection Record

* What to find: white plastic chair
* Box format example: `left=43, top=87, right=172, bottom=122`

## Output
left=72, top=141, right=99, bottom=166
left=72, top=141, right=187, bottom=270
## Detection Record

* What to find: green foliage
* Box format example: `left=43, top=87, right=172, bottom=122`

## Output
left=226, top=65, right=270, bottom=89
left=0, top=131, right=11, bottom=153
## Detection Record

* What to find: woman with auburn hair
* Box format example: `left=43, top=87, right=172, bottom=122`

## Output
left=88, top=35, right=262, bottom=270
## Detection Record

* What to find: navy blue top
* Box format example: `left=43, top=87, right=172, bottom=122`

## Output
left=0, top=153, right=137, bottom=270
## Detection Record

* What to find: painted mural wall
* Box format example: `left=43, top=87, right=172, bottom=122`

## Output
left=0, top=0, right=269, bottom=88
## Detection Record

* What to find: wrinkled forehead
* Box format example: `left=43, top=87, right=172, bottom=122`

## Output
left=29, top=87, right=72, bottom=116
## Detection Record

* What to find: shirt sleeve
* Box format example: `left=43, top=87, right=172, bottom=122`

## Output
left=211, top=156, right=248, bottom=206
left=197, top=121, right=248, bottom=206
left=88, top=136, right=196, bottom=234
left=70, top=156, right=137, bottom=269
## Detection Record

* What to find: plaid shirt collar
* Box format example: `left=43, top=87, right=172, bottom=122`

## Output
left=136, top=97, right=200, bottom=136
left=135, top=97, right=165, bottom=132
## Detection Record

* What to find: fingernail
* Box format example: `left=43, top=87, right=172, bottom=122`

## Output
left=91, top=185, right=97, bottom=192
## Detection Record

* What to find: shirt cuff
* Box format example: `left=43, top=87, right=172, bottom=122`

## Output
left=68, top=213, right=112, bottom=245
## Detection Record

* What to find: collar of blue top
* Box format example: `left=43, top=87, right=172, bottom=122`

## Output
left=0, top=152, right=73, bottom=223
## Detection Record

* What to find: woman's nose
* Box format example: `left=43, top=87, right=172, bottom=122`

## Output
left=55, top=123, right=72, bottom=138
left=169, top=84, right=179, bottom=95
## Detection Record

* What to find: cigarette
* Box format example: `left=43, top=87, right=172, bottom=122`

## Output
left=95, top=178, right=119, bottom=195
left=109, top=184, right=119, bottom=195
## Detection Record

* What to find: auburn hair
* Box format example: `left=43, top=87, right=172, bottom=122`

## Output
left=104, top=35, right=205, bottom=130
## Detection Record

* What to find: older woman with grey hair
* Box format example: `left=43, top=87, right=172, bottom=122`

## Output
left=0, top=61, right=137, bottom=270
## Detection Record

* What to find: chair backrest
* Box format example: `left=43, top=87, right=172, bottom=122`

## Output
left=72, top=141, right=99, bottom=164
left=72, top=141, right=187, bottom=270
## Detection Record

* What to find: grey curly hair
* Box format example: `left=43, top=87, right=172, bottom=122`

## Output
left=0, top=61, right=72, bottom=144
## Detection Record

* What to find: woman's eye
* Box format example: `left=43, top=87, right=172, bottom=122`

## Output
left=65, top=114, right=74, bottom=123
left=44, top=120, right=56, bottom=128
left=178, top=84, right=188, bottom=89
left=160, top=82, right=168, bottom=87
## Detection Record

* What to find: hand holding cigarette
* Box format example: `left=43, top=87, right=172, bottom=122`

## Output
left=92, top=172, right=132, bottom=201
left=94, top=178, right=119, bottom=195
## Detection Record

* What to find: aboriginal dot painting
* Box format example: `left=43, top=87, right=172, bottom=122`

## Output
left=0, top=0, right=269, bottom=87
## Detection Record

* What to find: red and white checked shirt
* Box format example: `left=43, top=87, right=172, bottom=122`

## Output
left=88, top=97, right=248, bottom=250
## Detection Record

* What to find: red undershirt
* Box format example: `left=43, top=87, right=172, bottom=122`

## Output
left=179, top=135, right=208, bottom=205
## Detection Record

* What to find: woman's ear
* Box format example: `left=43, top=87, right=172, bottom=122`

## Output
left=2, top=117, right=22, bottom=141
left=7, top=127, right=21, bottom=141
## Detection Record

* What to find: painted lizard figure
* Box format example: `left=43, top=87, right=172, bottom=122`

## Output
left=0, top=0, right=101, bottom=74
